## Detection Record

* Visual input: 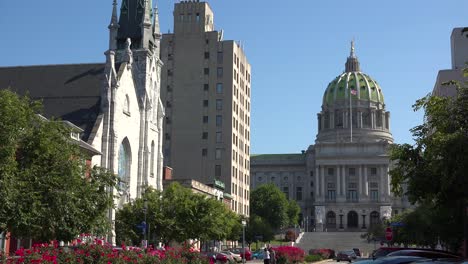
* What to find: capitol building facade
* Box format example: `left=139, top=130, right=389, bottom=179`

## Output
left=251, top=43, right=410, bottom=231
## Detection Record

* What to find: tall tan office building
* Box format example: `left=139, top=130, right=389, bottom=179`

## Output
left=161, top=1, right=251, bottom=216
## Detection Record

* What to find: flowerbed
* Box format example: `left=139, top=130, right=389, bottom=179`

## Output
left=0, top=240, right=209, bottom=264
left=274, top=246, right=305, bottom=264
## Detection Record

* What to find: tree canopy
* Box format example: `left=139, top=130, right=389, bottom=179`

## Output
left=389, top=69, right=468, bottom=252
left=250, top=184, right=289, bottom=230
left=0, top=90, right=118, bottom=242
left=115, top=183, right=241, bottom=246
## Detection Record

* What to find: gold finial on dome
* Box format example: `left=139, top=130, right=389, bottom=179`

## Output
left=350, top=39, right=355, bottom=57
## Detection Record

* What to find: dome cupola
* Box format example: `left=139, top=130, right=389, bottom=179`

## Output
left=316, top=41, right=393, bottom=144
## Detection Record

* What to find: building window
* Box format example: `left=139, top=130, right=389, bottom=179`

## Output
left=310, top=171, right=314, bottom=177
left=202, top=148, right=207, bottom=156
left=370, top=182, right=378, bottom=188
left=165, top=117, right=171, bottom=124
left=204, top=68, right=209, bottom=75
left=215, top=165, right=221, bottom=177
left=203, top=100, right=208, bottom=107
left=196, top=13, right=200, bottom=22
left=348, top=182, right=357, bottom=189
left=371, top=167, right=377, bottom=175
left=217, top=52, right=223, bottom=64
left=327, top=168, right=334, bottom=176
left=347, top=190, right=358, bottom=202
left=216, top=99, right=223, bottom=110
left=216, top=132, right=222, bottom=143
left=204, top=84, right=209, bottom=91
left=165, top=133, right=171, bottom=140
left=203, top=116, right=208, bottom=123
left=327, top=190, right=336, bottom=201
left=349, top=167, right=356, bottom=176
left=202, top=132, right=208, bottom=140
left=217, top=67, right=223, bottom=78
left=327, top=182, right=335, bottom=189
left=216, top=115, right=222, bottom=127
left=204, top=52, right=210, bottom=59
left=370, top=190, right=379, bottom=201
left=296, top=187, right=302, bottom=201
left=216, top=83, right=223, bottom=94
left=215, top=149, right=222, bottom=160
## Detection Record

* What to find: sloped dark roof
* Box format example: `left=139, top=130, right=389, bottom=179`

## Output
left=0, top=63, right=105, bottom=141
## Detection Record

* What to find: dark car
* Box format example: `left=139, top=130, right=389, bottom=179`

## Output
left=386, top=250, right=460, bottom=259
left=372, top=248, right=408, bottom=259
left=336, top=250, right=357, bottom=262
left=373, top=256, right=429, bottom=264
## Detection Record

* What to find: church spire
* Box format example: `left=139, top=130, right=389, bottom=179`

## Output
left=117, top=0, right=155, bottom=50
left=153, top=5, right=161, bottom=39
left=345, top=40, right=361, bottom=72
left=108, top=0, right=119, bottom=51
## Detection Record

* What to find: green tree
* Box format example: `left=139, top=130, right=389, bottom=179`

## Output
left=250, top=184, right=289, bottom=230
left=389, top=68, right=468, bottom=252
left=244, top=215, right=274, bottom=246
left=286, top=199, right=301, bottom=226
left=115, top=183, right=241, bottom=246
left=0, top=90, right=118, bottom=242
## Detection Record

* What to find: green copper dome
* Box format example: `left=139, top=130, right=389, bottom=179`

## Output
left=322, top=72, right=384, bottom=105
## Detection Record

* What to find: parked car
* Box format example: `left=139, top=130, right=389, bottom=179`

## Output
left=221, top=251, right=242, bottom=263
left=252, top=249, right=265, bottom=260
left=230, top=248, right=252, bottom=261
left=372, top=248, right=408, bottom=259
left=353, top=248, right=362, bottom=257
left=215, top=252, right=235, bottom=264
left=373, top=256, right=429, bottom=264
left=336, top=250, right=357, bottom=262
left=386, top=250, right=460, bottom=259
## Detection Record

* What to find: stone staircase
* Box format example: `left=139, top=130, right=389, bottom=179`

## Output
left=296, top=232, right=380, bottom=257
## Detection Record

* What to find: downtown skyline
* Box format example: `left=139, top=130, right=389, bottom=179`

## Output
left=1, top=0, right=467, bottom=154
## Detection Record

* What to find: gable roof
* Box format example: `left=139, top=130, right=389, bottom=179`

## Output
left=0, top=63, right=105, bottom=141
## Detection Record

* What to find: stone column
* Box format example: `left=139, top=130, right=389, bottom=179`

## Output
left=358, top=165, right=363, bottom=196
left=379, top=166, right=385, bottom=201
left=336, top=166, right=341, bottom=198
left=342, top=166, right=346, bottom=198
left=364, top=165, right=369, bottom=196
left=320, top=166, right=325, bottom=199
left=330, top=110, right=335, bottom=129
left=371, top=110, right=376, bottom=129
left=385, top=165, right=391, bottom=196
left=315, top=167, right=320, bottom=198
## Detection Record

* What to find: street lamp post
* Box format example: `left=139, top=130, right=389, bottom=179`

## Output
left=241, top=220, right=246, bottom=264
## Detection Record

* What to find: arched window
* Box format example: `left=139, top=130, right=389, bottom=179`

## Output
left=326, top=211, right=336, bottom=229
left=335, top=110, right=343, bottom=128
left=124, top=94, right=130, bottom=115
left=347, top=211, right=358, bottom=228
left=370, top=211, right=380, bottom=226
left=118, top=138, right=132, bottom=193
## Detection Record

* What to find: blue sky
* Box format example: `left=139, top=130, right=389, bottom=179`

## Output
left=1, top=0, right=467, bottom=154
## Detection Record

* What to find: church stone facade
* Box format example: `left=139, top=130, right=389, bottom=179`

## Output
left=0, top=0, right=165, bottom=241
left=251, top=43, right=410, bottom=231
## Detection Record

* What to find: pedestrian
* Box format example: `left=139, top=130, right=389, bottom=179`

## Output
left=263, top=247, right=270, bottom=264
left=269, top=247, right=276, bottom=264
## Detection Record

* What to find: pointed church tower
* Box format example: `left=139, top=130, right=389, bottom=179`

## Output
left=116, top=0, right=156, bottom=52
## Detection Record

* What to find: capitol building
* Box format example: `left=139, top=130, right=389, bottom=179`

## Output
left=250, top=43, right=410, bottom=231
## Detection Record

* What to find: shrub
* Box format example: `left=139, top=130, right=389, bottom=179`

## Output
left=274, top=246, right=305, bottom=264
left=304, top=254, right=322, bottom=262
left=308, top=248, right=335, bottom=259
left=285, top=230, right=298, bottom=242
